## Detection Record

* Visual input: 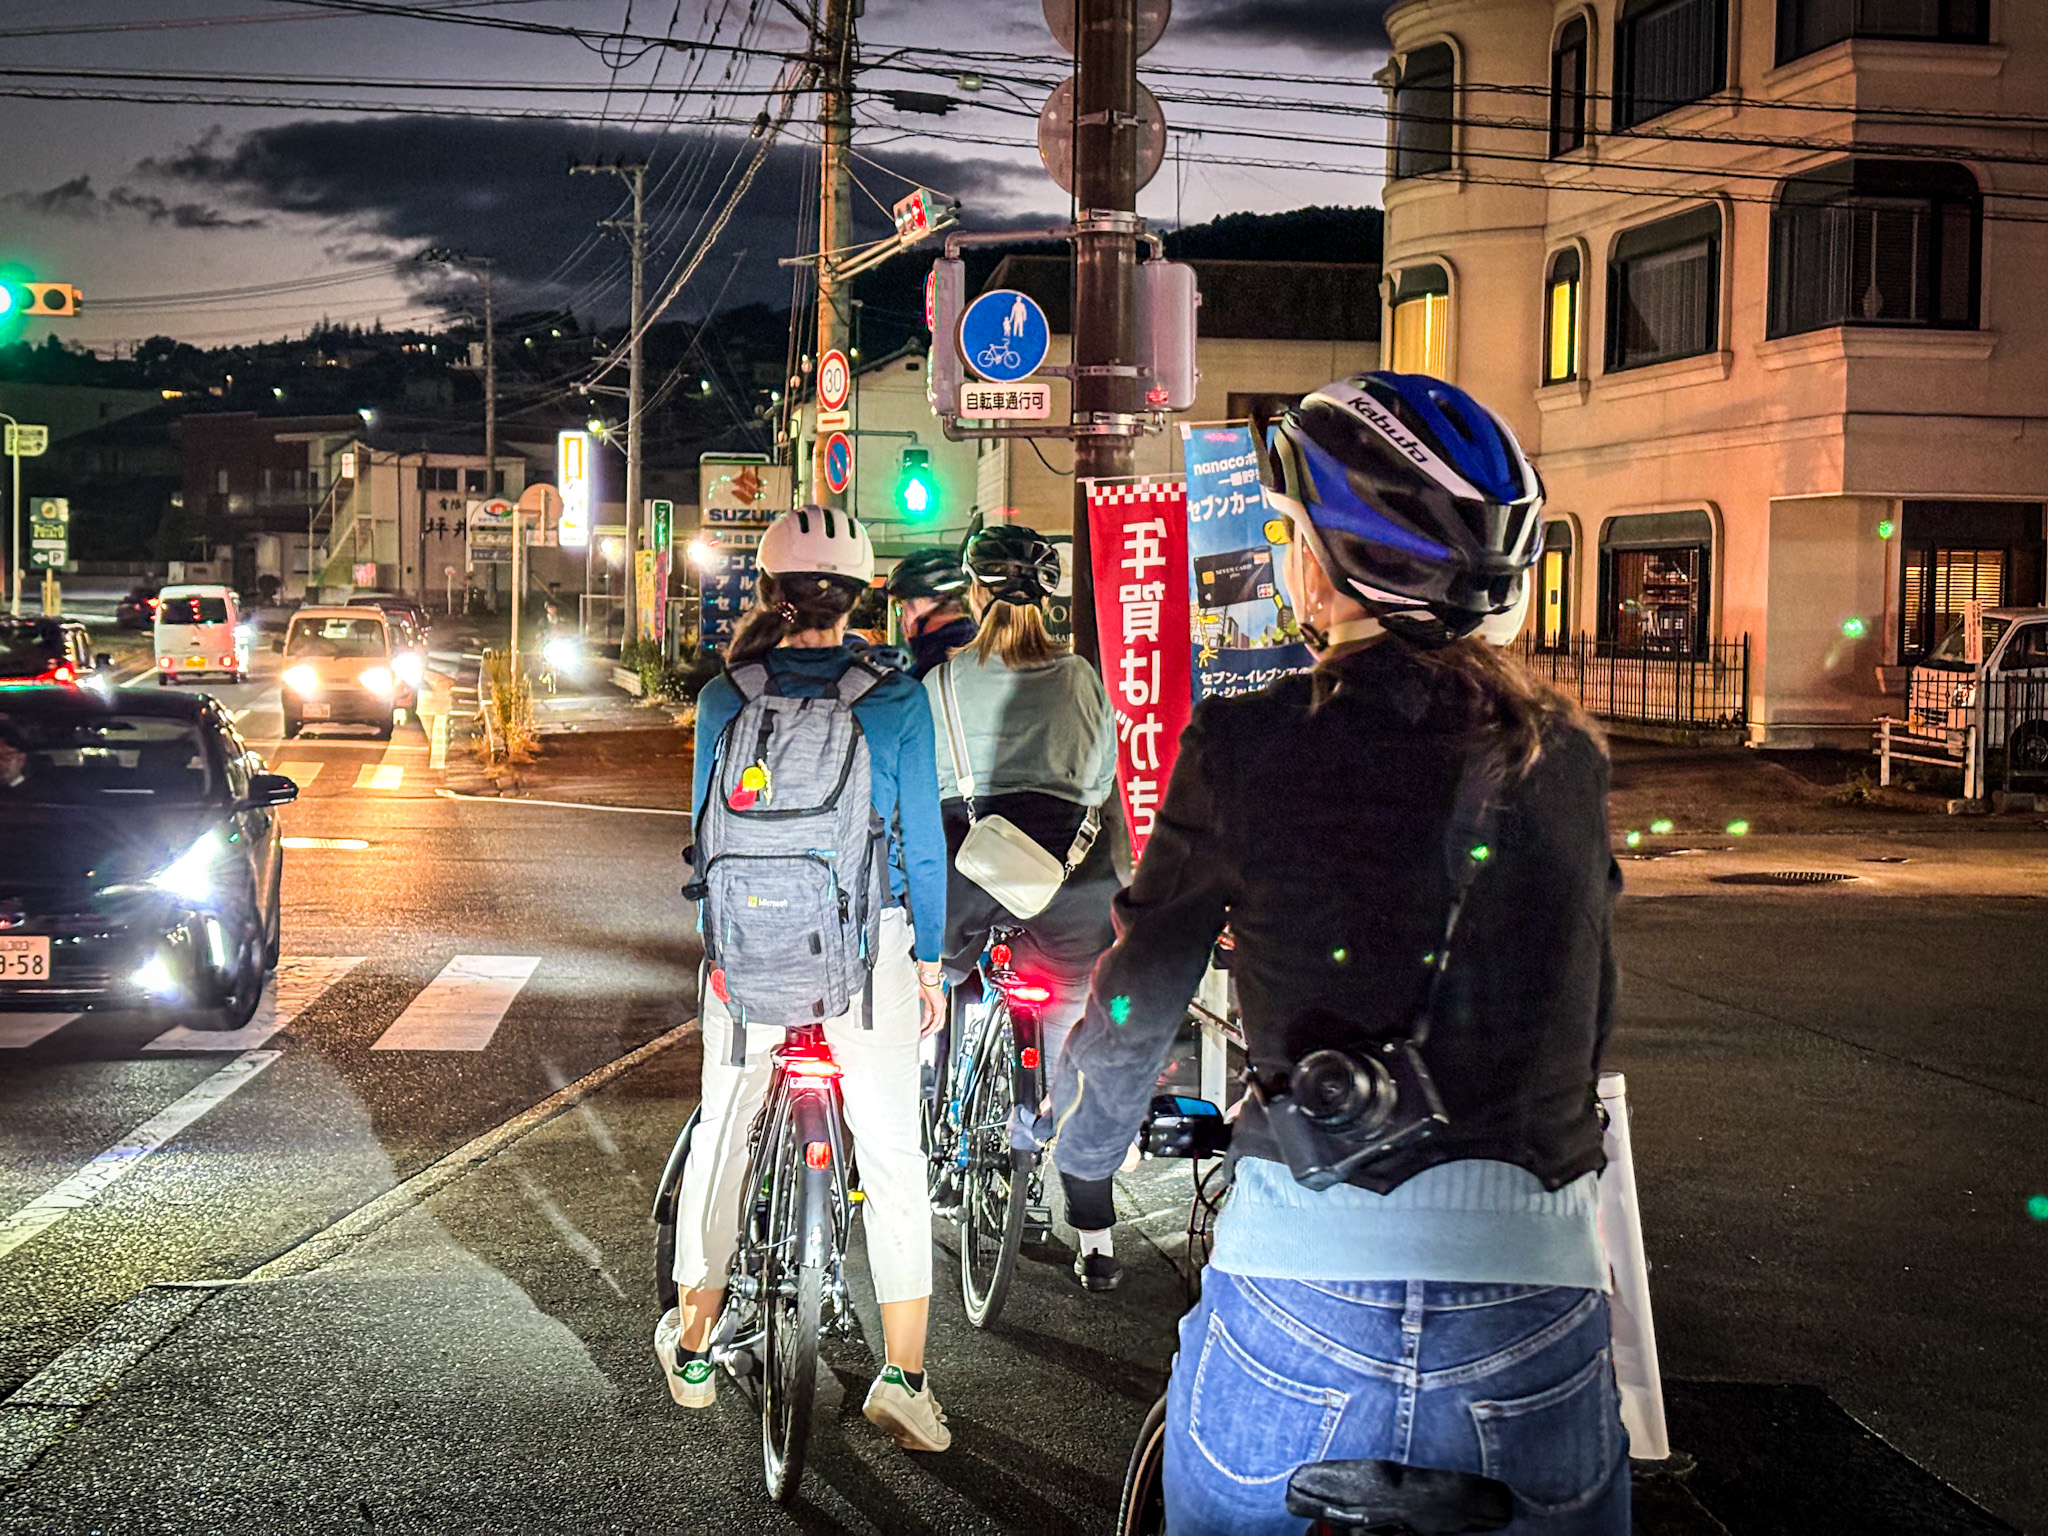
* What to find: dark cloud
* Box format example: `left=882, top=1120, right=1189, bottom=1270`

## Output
left=1173, top=0, right=1392, bottom=51
left=1, top=172, right=263, bottom=229
left=142, top=116, right=1058, bottom=319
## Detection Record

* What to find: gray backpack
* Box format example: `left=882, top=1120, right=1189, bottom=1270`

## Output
left=693, top=656, right=889, bottom=1056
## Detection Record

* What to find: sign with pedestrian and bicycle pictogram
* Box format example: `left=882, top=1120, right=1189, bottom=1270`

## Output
left=959, top=288, right=1050, bottom=384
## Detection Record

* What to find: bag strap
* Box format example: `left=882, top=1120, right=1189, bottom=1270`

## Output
left=728, top=660, right=771, bottom=701
left=1410, top=745, right=1506, bottom=1049
left=833, top=654, right=886, bottom=707
left=936, top=659, right=978, bottom=804
left=1061, top=804, right=1102, bottom=877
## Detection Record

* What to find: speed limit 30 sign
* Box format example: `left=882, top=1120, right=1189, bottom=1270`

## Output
left=817, top=349, right=851, bottom=414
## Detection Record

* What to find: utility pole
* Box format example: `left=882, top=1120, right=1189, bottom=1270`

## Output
left=0, top=411, right=20, bottom=617
left=1068, top=0, right=1141, bottom=665
left=812, top=0, right=856, bottom=511
left=572, top=160, right=648, bottom=639
left=479, top=256, right=497, bottom=516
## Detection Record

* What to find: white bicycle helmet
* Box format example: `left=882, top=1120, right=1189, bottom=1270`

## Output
left=758, top=505, right=875, bottom=588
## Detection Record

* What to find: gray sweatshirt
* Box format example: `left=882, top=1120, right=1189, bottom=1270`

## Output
left=925, top=650, right=1117, bottom=808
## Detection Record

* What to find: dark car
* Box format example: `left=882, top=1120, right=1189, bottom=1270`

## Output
left=348, top=593, right=431, bottom=644
left=0, top=688, right=297, bottom=1030
left=0, top=617, right=107, bottom=685
left=116, top=586, right=160, bottom=631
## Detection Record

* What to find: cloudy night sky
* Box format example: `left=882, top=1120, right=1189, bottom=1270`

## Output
left=0, top=0, right=1393, bottom=353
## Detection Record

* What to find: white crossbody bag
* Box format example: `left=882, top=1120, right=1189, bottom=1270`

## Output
left=936, top=660, right=1100, bottom=920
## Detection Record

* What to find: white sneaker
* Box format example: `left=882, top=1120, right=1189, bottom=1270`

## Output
left=862, top=1364, right=951, bottom=1452
left=653, top=1308, right=716, bottom=1409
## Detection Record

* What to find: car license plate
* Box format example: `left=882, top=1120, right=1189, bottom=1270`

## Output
left=185, top=656, right=205, bottom=668
left=0, top=936, right=51, bottom=982
left=303, top=703, right=332, bottom=719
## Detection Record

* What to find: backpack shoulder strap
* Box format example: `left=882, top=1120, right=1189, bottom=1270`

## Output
left=727, top=660, right=772, bottom=701
left=832, top=654, right=887, bottom=707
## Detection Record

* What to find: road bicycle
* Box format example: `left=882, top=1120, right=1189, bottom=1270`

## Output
left=975, top=342, right=1022, bottom=373
left=922, top=925, right=1049, bottom=1327
left=651, top=1023, right=859, bottom=1504
left=1114, top=1096, right=1515, bottom=1536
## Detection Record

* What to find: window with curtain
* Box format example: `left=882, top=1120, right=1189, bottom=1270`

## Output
left=1768, top=160, right=1979, bottom=337
left=1599, top=511, right=1713, bottom=655
left=1393, top=43, right=1456, bottom=178
left=1390, top=264, right=1451, bottom=375
left=1900, top=546, right=2005, bottom=661
left=1608, top=206, right=1720, bottom=371
left=1778, top=0, right=1987, bottom=64
left=1544, top=249, right=1582, bottom=383
left=1614, top=0, right=1727, bottom=130
left=1537, top=521, right=1574, bottom=649
left=1551, top=17, right=1590, bottom=156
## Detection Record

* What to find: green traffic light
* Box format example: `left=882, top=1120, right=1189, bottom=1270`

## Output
left=901, top=476, right=931, bottom=516
left=0, top=286, right=13, bottom=317
left=895, top=447, right=936, bottom=520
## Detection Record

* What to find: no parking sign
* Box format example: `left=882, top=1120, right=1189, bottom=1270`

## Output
left=822, top=431, right=854, bottom=496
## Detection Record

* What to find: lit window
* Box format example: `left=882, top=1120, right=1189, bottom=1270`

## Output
left=1614, top=0, right=1727, bottom=130
left=1769, top=160, right=1979, bottom=338
left=1607, top=206, right=1721, bottom=372
left=1544, top=249, right=1582, bottom=384
left=1538, top=521, right=1574, bottom=650
left=1551, top=17, right=1590, bottom=156
left=1392, top=44, right=1455, bottom=179
left=1389, top=265, right=1451, bottom=376
left=1599, top=511, right=1715, bottom=657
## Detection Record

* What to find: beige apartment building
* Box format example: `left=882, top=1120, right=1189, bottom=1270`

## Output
left=1379, top=0, right=2048, bottom=744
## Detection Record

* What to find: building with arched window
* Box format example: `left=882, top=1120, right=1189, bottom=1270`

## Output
left=1379, top=0, right=2046, bottom=745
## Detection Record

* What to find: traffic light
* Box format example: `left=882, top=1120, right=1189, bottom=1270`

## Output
left=895, top=447, right=937, bottom=519
left=0, top=282, right=81, bottom=318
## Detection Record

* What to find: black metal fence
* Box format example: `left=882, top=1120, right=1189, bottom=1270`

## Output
left=1517, top=633, right=1750, bottom=730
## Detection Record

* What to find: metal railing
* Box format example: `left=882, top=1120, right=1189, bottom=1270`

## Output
left=1881, top=667, right=2048, bottom=797
left=1518, top=633, right=1750, bottom=730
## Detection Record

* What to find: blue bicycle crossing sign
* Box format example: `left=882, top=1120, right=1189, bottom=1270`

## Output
left=959, top=288, right=1050, bottom=384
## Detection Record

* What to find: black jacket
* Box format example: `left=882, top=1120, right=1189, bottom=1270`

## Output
left=1051, top=639, right=1621, bottom=1194
left=907, top=615, right=979, bottom=680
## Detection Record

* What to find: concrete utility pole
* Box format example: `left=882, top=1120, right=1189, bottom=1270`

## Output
left=479, top=256, right=497, bottom=518
left=0, top=411, right=20, bottom=617
left=572, top=160, right=648, bottom=639
left=812, top=0, right=856, bottom=511
left=1068, top=0, right=1142, bottom=665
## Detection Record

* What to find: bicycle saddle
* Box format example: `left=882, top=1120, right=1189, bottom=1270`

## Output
left=1283, top=1459, right=1513, bottom=1534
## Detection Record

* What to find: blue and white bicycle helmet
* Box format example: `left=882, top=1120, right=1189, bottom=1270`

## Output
left=1259, top=372, right=1543, bottom=642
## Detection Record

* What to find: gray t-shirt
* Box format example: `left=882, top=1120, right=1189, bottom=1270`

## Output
left=926, top=649, right=1116, bottom=807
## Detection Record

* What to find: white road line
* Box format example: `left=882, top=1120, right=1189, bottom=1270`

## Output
left=276, top=759, right=323, bottom=785
left=432, top=787, right=691, bottom=817
left=371, top=955, right=540, bottom=1052
left=0, top=1050, right=281, bottom=1263
left=0, top=1014, right=79, bottom=1050
left=355, top=763, right=404, bottom=790
left=144, top=956, right=365, bottom=1052
left=428, top=711, right=449, bottom=770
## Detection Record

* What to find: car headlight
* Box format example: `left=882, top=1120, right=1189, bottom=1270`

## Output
left=394, top=654, right=425, bottom=688
left=359, top=666, right=395, bottom=696
left=152, top=828, right=227, bottom=900
left=283, top=665, right=321, bottom=696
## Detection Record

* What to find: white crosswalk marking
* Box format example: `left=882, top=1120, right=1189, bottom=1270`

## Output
left=144, top=956, right=366, bottom=1052
left=371, top=955, right=540, bottom=1051
left=0, top=1014, right=79, bottom=1049
left=355, top=763, right=404, bottom=790
left=276, top=760, right=323, bottom=785
left=0, top=1050, right=280, bottom=1262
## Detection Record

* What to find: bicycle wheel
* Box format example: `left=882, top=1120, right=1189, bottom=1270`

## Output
left=1117, top=1393, right=1171, bottom=1536
left=761, top=1098, right=828, bottom=1503
left=957, top=1007, right=1029, bottom=1327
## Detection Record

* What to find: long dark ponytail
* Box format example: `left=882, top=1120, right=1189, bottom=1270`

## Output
left=725, top=571, right=862, bottom=665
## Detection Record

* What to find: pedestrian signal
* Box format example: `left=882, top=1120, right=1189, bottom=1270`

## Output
left=895, top=448, right=937, bottom=520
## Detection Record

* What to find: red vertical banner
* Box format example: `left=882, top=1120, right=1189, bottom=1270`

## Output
left=1086, top=479, right=1194, bottom=861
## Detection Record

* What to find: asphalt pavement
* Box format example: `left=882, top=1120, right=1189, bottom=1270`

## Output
left=1, top=628, right=2042, bottom=1534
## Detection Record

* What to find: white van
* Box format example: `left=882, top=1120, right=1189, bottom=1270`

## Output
left=1905, top=606, right=2048, bottom=771
left=154, top=584, right=247, bottom=686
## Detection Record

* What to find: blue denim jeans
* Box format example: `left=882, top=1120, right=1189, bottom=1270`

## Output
left=1163, top=1272, right=1630, bottom=1536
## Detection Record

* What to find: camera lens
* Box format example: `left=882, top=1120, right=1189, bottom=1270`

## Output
left=1291, top=1049, right=1394, bottom=1132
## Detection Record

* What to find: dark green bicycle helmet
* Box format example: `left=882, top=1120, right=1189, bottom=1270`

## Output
left=964, top=524, right=1061, bottom=606
left=884, top=547, right=972, bottom=601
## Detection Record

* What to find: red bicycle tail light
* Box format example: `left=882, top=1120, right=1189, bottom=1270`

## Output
left=1005, top=981, right=1053, bottom=1005
left=1019, top=1046, right=1041, bottom=1070
left=786, top=1056, right=842, bottom=1082
left=989, top=943, right=1012, bottom=967
left=805, top=1140, right=832, bottom=1169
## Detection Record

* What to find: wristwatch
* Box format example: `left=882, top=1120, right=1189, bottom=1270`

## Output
left=916, top=962, right=945, bottom=988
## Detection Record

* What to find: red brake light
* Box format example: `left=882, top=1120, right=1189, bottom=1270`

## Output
left=805, top=1140, right=832, bottom=1169
left=989, top=943, right=1012, bottom=967
left=1005, top=981, right=1053, bottom=1005
left=1019, top=1046, right=1041, bottom=1069
left=786, top=1055, right=842, bottom=1082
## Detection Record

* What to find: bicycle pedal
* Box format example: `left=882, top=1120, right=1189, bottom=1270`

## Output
left=714, top=1344, right=758, bottom=1379
left=1024, top=1205, right=1054, bottom=1236
left=850, top=1187, right=866, bottom=1203
left=931, top=1201, right=963, bottom=1221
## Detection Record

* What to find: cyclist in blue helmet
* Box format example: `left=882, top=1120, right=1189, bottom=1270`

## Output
left=1053, top=373, right=1628, bottom=1534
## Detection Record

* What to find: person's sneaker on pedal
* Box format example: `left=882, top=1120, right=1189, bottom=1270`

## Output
left=863, top=1363, right=951, bottom=1452
left=654, top=1307, right=716, bottom=1409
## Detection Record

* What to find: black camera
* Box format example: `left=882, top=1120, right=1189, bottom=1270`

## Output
left=1140, top=1094, right=1233, bottom=1160
left=1253, top=1038, right=1448, bottom=1192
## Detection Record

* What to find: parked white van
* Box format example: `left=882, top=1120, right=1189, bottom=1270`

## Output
left=1906, top=606, right=2048, bottom=772
left=154, top=585, right=248, bottom=686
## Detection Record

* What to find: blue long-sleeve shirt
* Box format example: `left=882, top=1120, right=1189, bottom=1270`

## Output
left=692, top=645, right=948, bottom=963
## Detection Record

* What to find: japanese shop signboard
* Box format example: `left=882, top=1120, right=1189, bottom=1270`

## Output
left=1085, top=479, right=1193, bottom=860
left=1181, top=422, right=1311, bottom=698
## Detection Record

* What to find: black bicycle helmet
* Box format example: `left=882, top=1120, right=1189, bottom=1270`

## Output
left=1260, top=371, right=1543, bottom=642
left=884, top=546, right=972, bottom=602
left=964, top=523, right=1061, bottom=606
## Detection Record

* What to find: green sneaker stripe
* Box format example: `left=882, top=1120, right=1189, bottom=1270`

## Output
left=681, top=1360, right=713, bottom=1384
